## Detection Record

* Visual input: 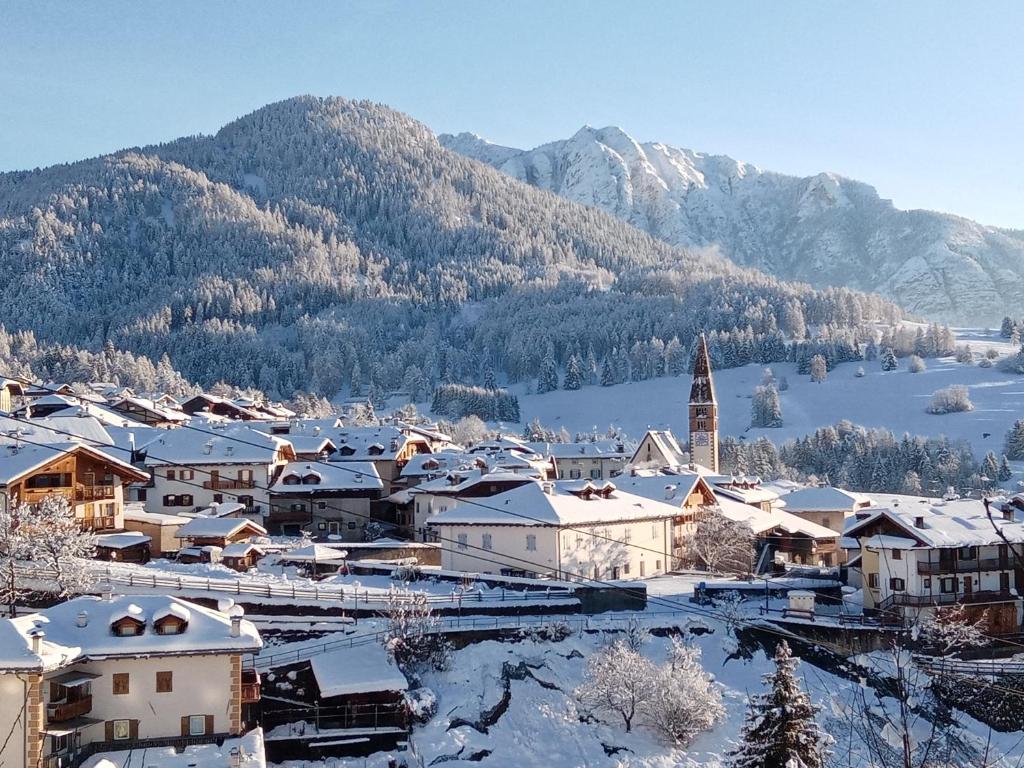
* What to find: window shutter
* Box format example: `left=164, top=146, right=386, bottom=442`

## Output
left=204, top=714, right=214, bottom=734
left=181, top=716, right=190, bottom=736
left=129, top=720, right=139, bottom=740
left=105, top=721, right=114, bottom=742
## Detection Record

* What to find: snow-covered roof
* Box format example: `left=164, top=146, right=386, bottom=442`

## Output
left=428, top=478, right=683, bottom=527
left=716, top=496, right=837, bottom=540
left=780, top=486, right=872, bottom=513
left=399, top=449, right=469, bottom=478
left=82, top=723, right=266, bottom=768
left=0, top=441, right=148, bottom=485
left=327, top=425, right=426, bottom=461
left=123, top=508, right=190, bottom=526
left=610, top=473, right=707, bottom=506
left=279, top=543, right=347, bottom=562
left=848, top=497, right=1024, bottom=548
left=220, top=542, right=263, bottom=558
left=94, top=532, right=152, bottom=549
left=466, top=435, right=532, bottom=454
left=270, top=461, right=383, bottom=492
left=629, top=430, right=687, bottom=468
left=145, top=424, right=293, bottom=466
left=310, top=644, right=408, bottom=697
left=863, top=534, right=920, bottom=550
left=410, top=469, right=537, bottom=497
left=0, top=413, right=116, bottom=448
left=527, top=439, right=629, bottom=460
left=194, top=501, right=246, bottom=518
left=174, top=517, right=267, bottom=540
left=110, top=396, right=190, bottom=423
left=0, top=594, right=261, bottom=671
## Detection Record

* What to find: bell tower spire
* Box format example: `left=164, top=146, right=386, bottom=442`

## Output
left=688, top=333, right=719, bottom=472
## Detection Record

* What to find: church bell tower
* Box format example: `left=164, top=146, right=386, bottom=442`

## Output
left=688, top=333, right=719, bottom=472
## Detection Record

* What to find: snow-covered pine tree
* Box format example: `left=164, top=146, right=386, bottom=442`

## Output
left=600, top=355, right=616, bottom=387
left=880, top=347, right=899, bottom=371
left=1001, top=316, right=1017, bottom=338
left=1005, top=420, right=1024, bottom=461
left=751, top=385, right=783, bottom=428
left=727, top=640, right=830, bottom=768
left=563, top=353, right=583, bottom=390
left=537, top=347, right=559, bottom=394
left=809, top=354, right=827, bottom=383
left=999, top=455, right=1013, bottom=482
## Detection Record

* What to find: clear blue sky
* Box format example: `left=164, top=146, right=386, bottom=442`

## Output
left=3, top=1, right=1022, bottom=228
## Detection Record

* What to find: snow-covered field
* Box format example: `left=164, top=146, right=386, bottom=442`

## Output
left=510, top=352, right=1024, bottom=460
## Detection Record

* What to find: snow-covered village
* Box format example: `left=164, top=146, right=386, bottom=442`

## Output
left=4, top=4, right=1024, bottom=767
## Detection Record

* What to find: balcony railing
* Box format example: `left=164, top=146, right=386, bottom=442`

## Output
left=241, top=669, right=260, bottom=703
left=82, top=516, right=116, bottom=531
left=879, top=589, right=1016, bottom=611
left=917, top=558, right=1009, bottom=575
left=75, top=485, right=115, bottom=502
left=47, top=696, right=92, bottom=722
left=267, top=508, right=311, bottom=523
left=202, top=479, right=255, bottom=490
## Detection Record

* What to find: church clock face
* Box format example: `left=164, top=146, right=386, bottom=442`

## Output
left=693, top=432, right=710, bottom=446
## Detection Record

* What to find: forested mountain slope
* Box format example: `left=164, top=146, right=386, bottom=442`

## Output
left=0, top=97, right=899, bottom=397
left=442, top=127, right=1024, bottom=325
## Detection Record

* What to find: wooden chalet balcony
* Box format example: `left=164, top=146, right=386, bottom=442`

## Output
left=267, top=508, right=310, bottom=523
left=75, top=485, right=115, bottom=502
left=47, top=695, right=92, bottom=722
left=82, top=516, right=117, bottom=531
left=202, top=478, right=256, bottom=490
left=241, top=669, right=260, bottom=703
left=917, top=558, right=1009, bottom=575
left=879, top=589, right=1016, bottom=611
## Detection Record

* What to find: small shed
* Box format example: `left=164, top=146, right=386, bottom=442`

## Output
left=220, top=542, right=265, bottom=572
left=310, top=644, right=409, bottom=720
left=174, top=517, right=268, bottom=548
left=93, top=532, right=152, bottom=564
left=123, top=508, right=189, bottom=556
left=277, top=543, right=347, bottom=577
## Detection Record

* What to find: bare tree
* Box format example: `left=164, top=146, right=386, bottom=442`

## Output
left=643, top=638, right=724, bottom=746
left=381, top=588, right=451, bottom=674
left=690, top=508, right=757, bottom=575
left=916, top=604, right=990, bottom=656
left=575, top=640, right=656, bottom=732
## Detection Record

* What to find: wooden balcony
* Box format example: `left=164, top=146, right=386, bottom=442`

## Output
left=267, top=508, right=310, bottom=523
left=202, top=479, right=255, bottom=490
left=47, top=696, right=92, bottom=722
left=82, top=516, right=116, bottom=531
left=917, top=558, right=1009, bottom=575
left=879, top=589, right=1016, bottom=611
left=241, top=669, right=260, bottom=703
left=75, top=485, right=115, bottom=502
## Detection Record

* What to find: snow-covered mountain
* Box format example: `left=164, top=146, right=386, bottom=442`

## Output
left=441, top=127, right=1024, bottom=324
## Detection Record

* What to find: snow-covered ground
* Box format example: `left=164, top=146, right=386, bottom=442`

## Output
left=509, top=352, right=1024, bottom=461
left=293, top=615, right=1023, bottom=767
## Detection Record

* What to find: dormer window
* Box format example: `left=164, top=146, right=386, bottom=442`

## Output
left=302, top=474, right=320, bottom=485
left=338, top=446, right=356, bottom=457
left=111, top=616, right=145, bottom=637
left=283, top=474, right=301, bottom=485
left=153, top=604, right=191, bottom=635
left=368, top=444, right=385, bottom=456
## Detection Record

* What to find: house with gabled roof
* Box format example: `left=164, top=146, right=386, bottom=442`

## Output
left=267, top=460, right=383, bottom=538
left=0, top=593, right=261, bottom=768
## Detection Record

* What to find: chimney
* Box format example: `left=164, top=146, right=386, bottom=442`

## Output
left=390, top=438, right=399, bottom=452
left=1003, top=508, right=1015, bottom=522
left=29, top=628, right=44, bottom=654
left=100, top=582, right=114, bottom=602
left=664, top=485, right=676, bottom=501
left=542, top=482, right=554, bottom=495
left=914, top=516, right=925, bottom=529
left=76, top=611, right=89, bottom=628
left=230, top=615, right=242, bottom=638
left=225, top=445, right=234, bottom=457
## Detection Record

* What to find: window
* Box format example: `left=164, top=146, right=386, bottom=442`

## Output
left=652, top=524, right=660, bottom=539
left=623, top=562, right=630, bottom=575
left=655, top=560, right=661, bottom=571
left=569, top=469, right=581, bottom=479
left=457, top=534, right=468, bottom=551
left=526, top=534, right=537, bottom=552
left=112, top=673, right=129, bottom=695
left=317, top=502, right=326, bottom=510
left=889, top=578, right=905, bottom=591
left=112, top=719, right=131, bottom=741
left=576, top=534, right=584, bottom=548
left=590, top=469, right=601, bottom=479
left=347, top=522, right=357, bottom=530
left=958, top=546, right=977, bottom=560
left=868, top=573, right=879, bottom=589
left=1000, top=572, right=1011, bottom=591
left=213, top=494, right=223, bottom=503
left=156, top=671, right=173, bottom=693
left=940, top=577, right=956, bottom=593
left=923, top=577, right=931, bottom=589
left=180, top=494, right=193, bottom=507
left=26, top=472, right=72, bottom=489
left=238, top=469, right=253, bottom=482
left=180, top=470, right=194, bottom=481
left=115, top=620, right=143, bottom=637
left=622, top=528, right=631, bottom=543
left=892, top=549, right=902, bottom=560
left=167, top=470, right=176, bottom=480
left=482, top=533, right=493, bottom=550
left=562, top=535, right=569, bottom=551
left=821, top=517, right=831, bottom=529
left=188, top=715, right=207, bottom=736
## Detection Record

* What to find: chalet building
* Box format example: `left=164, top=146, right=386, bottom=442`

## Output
left=267, top=461, right=383, bottom=538
left=397, top=449, right=470, bottom=489
left=0, top=378, right=25, bottom=413
left=0, top=593, right=261, bottom=768
left=0, top=442, right=150, bottom=531
left=108, top=397, right=189, bottom=428
left=528, top=439, right=628, bottom=481
left=778, top=486, right=872, bottom=563
left=427, top=478, right=682, bottom=580
left=144, top=425, right=295, bottom=518
left=248, top=420, right=338, bottom=460
left=15, top=394, right=82, bottom=419
left=712, top=496, right=841, bottom=569
left=219, top=542, right=265, bottom=572
left=407, top=469, right=537, bottom=541
left=847, top=499, right=1024, bottom=633
left=703, top=474, right=780, bottom=514
left=326, top=425, right=432, bottom=496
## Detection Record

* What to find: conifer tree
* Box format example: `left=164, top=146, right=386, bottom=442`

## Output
left=999, top=455, right=1013, bottom=482
left=880, top=347, right=899, bottom=371
left=563, top=353, right=583, bottom=390
left=537, top=347, right=559, bottom=394
left=1005, top=420, right=1024, bottom=461
left=809, top=354, right=827, bottom=383
left=600, top=356, right=616, bottom=387
left=728, top=641, right=830, bottom=768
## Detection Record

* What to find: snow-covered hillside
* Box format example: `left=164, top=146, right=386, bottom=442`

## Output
left=504, top=352, right=1023, bottom=463
left=441, top=128, right=1024, bottom=325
